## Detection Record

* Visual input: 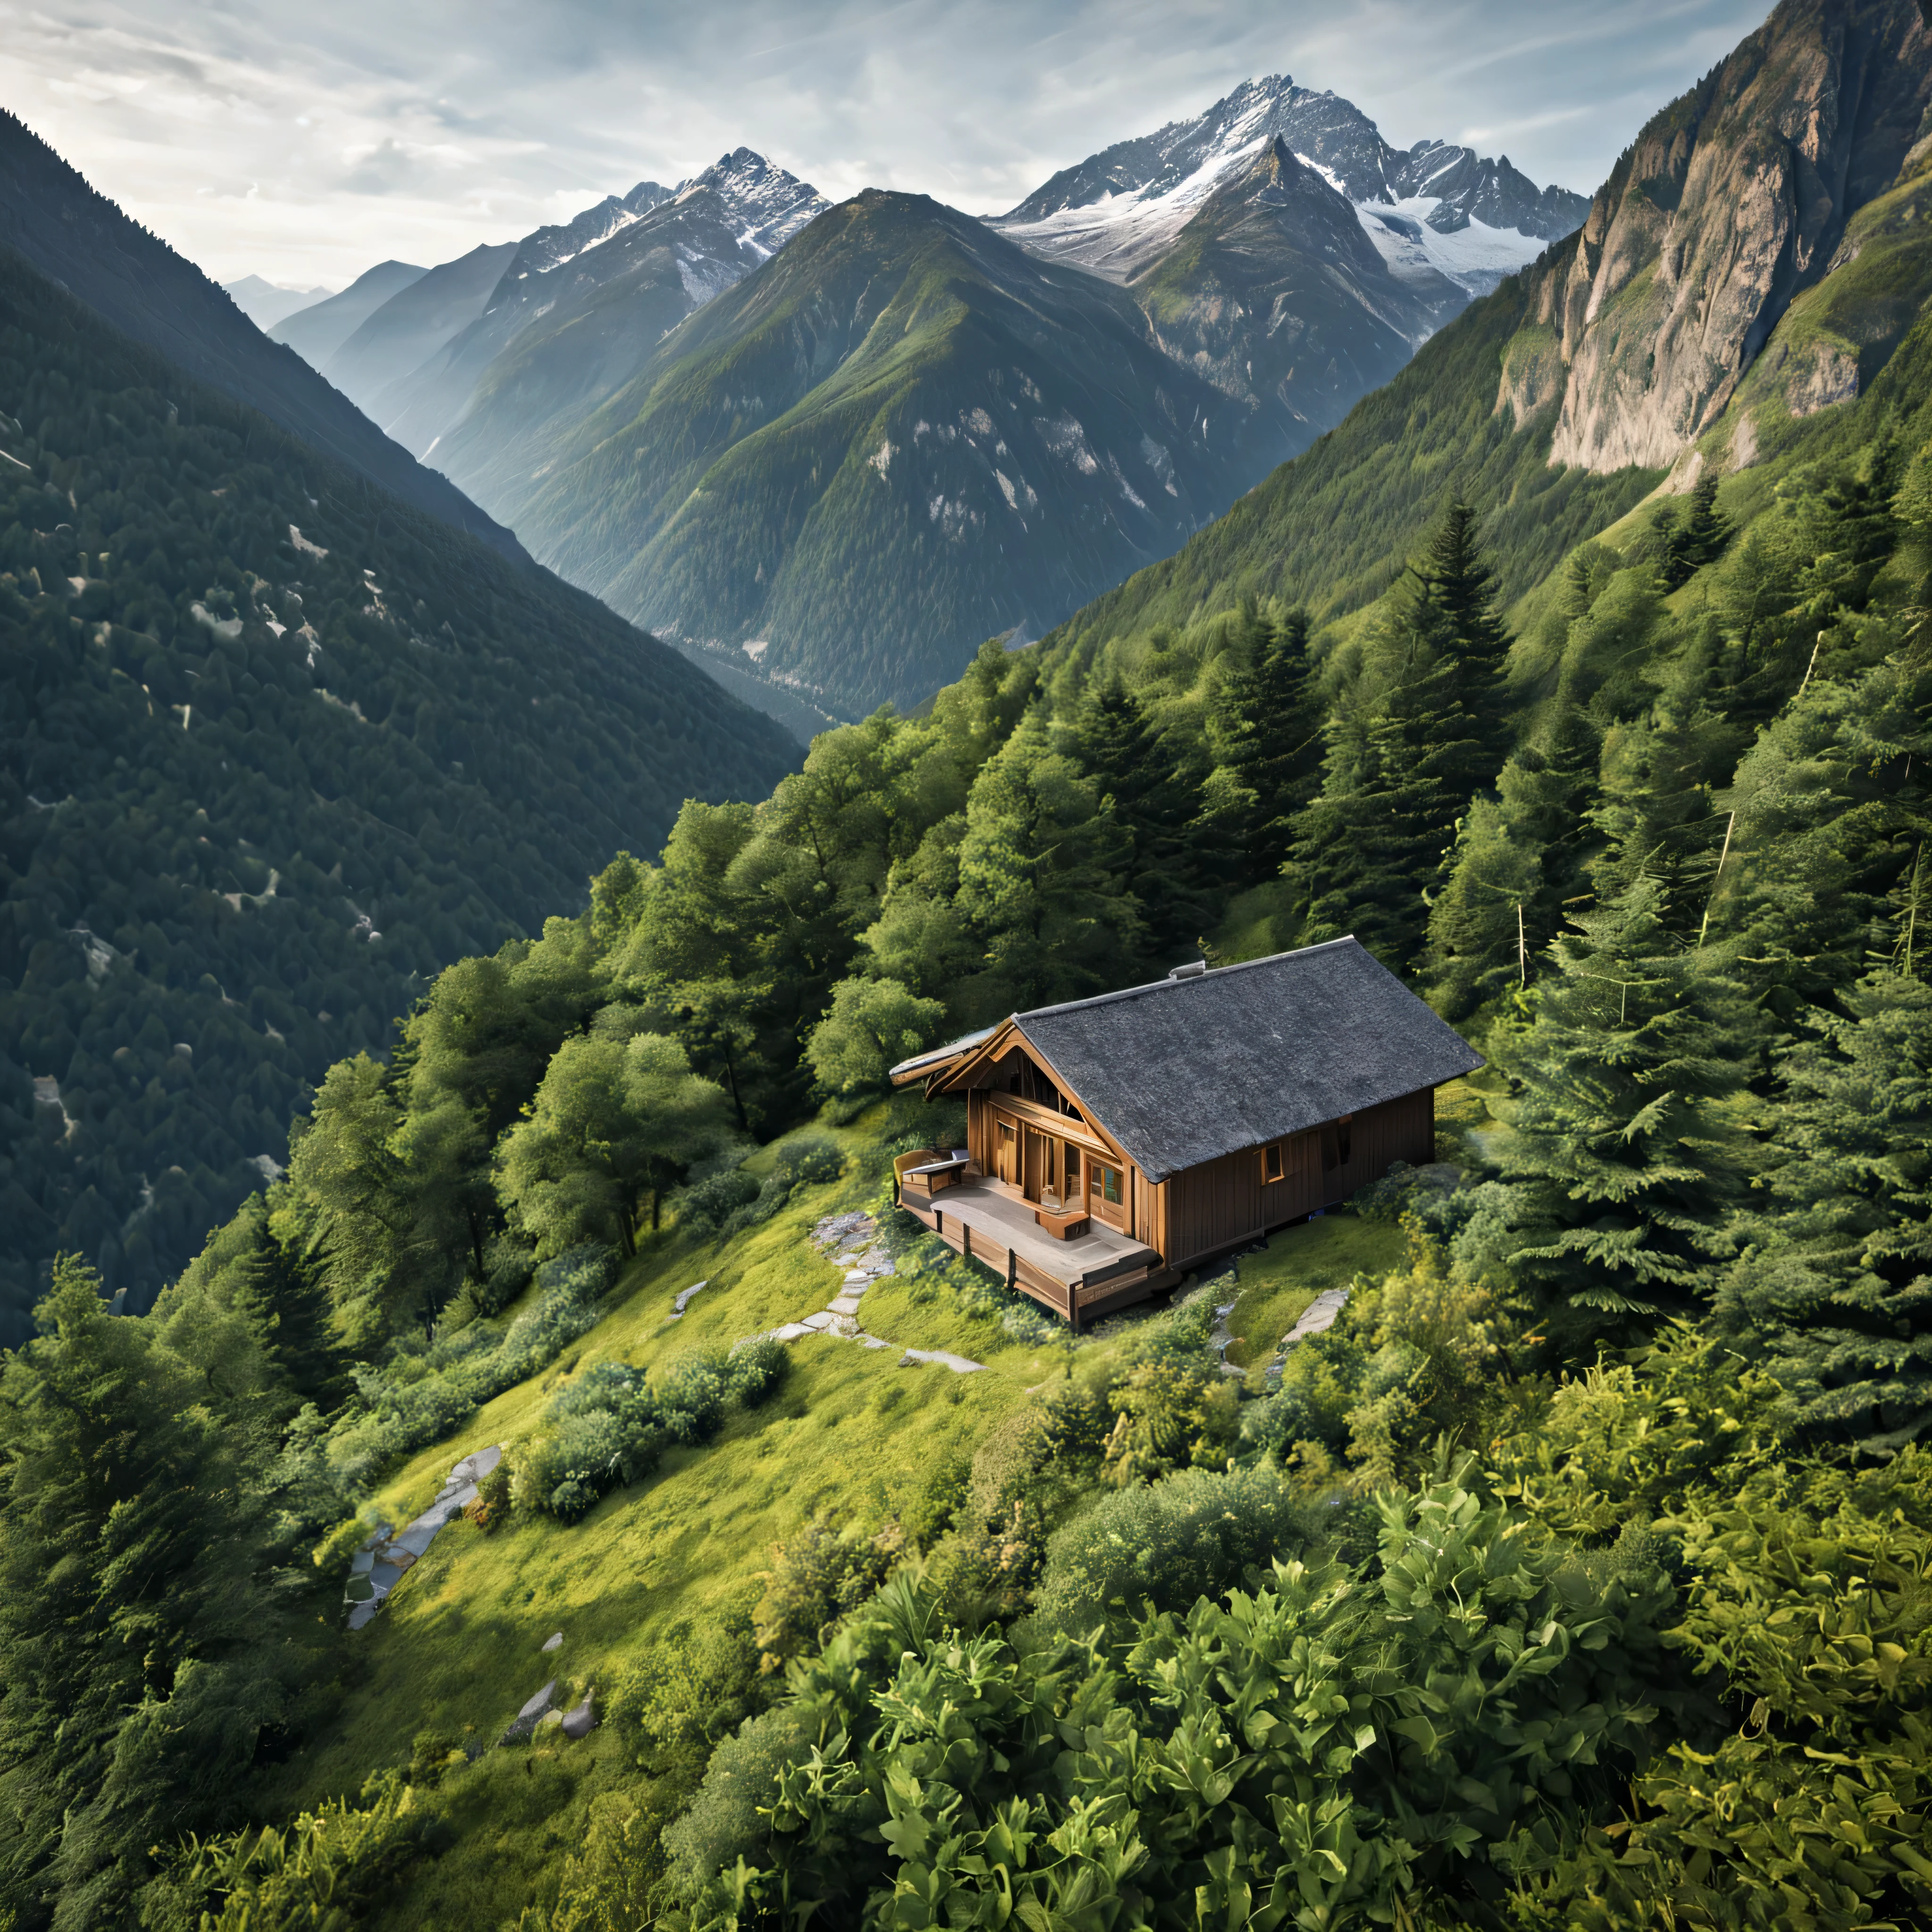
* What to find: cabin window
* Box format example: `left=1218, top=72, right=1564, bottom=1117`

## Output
left=1261, top=1141, right=1284, bottom=1183
left=1321, top=1117, right=1354, bottom=1171
left=1065, top=1145, right=1082, bottom=1195
left=1096, top=1162, right=1123, bottom=1206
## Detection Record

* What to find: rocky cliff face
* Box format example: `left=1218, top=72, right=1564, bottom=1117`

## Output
left=1499, top=0, right=1932, bottom=470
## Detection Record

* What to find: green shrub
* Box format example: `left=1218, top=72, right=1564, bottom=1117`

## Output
left=724, top=1334, right=789, bottom=1407
left=1029, top=1462, right=1310, bottom=1637
left=608, top=1603, right=772, bottom=1776
left=774, top=1133, right=843, bottom=1189
left=752, top=1518, right=904, bottom=1668
left=675, top=1167, right=760, bottom=1235
left=658, top=1705, right=816, bottom=1904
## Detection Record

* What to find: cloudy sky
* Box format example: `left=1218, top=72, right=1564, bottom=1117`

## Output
left=2, top=0, right=1770, bottom=291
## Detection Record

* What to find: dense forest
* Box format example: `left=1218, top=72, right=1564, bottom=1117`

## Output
left=0, top=246, right=798, bottom=1342
left=8, top=7, right=1932, bottom=1920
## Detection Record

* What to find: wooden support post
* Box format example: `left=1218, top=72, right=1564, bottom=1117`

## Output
left=1006, top=1247, right=1016, bottom=1289
left=962, top=1223, right=971, bottom=1261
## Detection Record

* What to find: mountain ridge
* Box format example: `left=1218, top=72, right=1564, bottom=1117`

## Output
left=0, top=111, right=528, bottom=562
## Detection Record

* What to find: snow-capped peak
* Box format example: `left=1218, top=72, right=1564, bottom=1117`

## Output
left=990, top=73, right=1587, bottom=296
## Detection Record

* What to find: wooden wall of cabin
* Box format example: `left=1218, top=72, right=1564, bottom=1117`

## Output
left=1161, top=1087, right=1436, bottom=1270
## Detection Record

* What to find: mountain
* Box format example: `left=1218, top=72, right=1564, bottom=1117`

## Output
left=991, top=74, right=1588, bottom=293
left=270, top=259, right=428, bottom=365
left=490, top=190, right=1244, bottom=715
left=0, top=238, right=798, bottom=1344
left=0, top=113, right=526, bottom=560
left=1043, top=0, right=1932, bottom=655
left=223, top=273, right=334, bottom=331
left=1509, top=0, right=1932, bottom=470
left=1129, top=134, right=1465, bottom=467
left=319, top=240, right=519, bottom=416
left=378, top=151, right=824, bottom=466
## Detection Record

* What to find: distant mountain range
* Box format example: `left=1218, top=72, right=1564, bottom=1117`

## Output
left=222, top=273, right=335, bottom=331
left=253, top=80, right=1585, bottom=716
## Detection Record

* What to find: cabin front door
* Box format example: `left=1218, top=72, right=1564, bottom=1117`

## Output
left=1024, top=1126, right=1065, bottom=1206
left=993, top=1119, right=1019, bottom=1186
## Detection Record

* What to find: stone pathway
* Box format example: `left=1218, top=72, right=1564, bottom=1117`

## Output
left=345, top=1444, right=501, bottom=1631
left=1264, top=1288, right=1352, bottom=1385
left=755, top=1211, right=984, bottom=1373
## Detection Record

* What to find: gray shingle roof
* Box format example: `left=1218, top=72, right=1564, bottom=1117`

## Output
left=1009, top=938, right=1483, bottom=1183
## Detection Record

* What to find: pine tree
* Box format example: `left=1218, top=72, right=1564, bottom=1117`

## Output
left=1292, top=682, right=1459, bottom=969
left=1491, top=870, right=1757, bottom=1352
left=1422, top=796, right=1543, bottom=1020
left=0, top=1259, right=292, bottom=1930
left=1398, top=493, right=1514, bottom=788
left=1657, top=469, right=1732, bottom=589
left=1071, top=676, right=1215, bottom=963
left=1207, top=608, right=1323, bottom=892
left=1716, top=968, right=1932, bottom=1452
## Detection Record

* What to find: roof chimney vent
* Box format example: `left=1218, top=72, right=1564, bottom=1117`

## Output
left=1168, top=959, right=1208, bottom=981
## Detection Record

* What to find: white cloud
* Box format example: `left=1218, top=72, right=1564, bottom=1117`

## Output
left=0, top=0, right=1773, bottom=286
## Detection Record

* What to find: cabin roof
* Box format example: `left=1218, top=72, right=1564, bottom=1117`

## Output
left=900, top=938, right=1482, bottom=1184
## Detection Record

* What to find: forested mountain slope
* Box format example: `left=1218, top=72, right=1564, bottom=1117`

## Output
left=503, top=191, right=1245, bottom=715
left=1044, top=0, right=1932, bottom=655
left=0, top=246, right=798, bottom=1345
left=0, top=113, right=525, bottom=562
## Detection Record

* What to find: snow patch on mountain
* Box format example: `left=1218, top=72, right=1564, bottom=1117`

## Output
left=1355, top=199, right=1546, bottom=297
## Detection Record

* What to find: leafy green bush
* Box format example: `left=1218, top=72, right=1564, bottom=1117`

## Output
left=325, top=1244, right=614, bottom=1491
left=667, top=1461, right=1677, bottom=1928
left=518, top=1340, right=786, bottom=1522
left=751, top=1518, right=904, bottom=1668
left=675, top=1167, right=761, bottom=1235
left=1029, top=1462, right=1312, bottom=1637
left=658, top=1706, right=816, bottom=1905
left=608, top=1601, right=773, bottom=1777
left=723, top=1335, right=790, bottom=1407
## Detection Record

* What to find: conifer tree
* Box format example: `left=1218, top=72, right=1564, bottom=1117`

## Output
left=1716, top=968, right=1932, bottom=1453
left=1422, top=796, right=1543, bottom=1020
left=1490, top=871, right=1757, bottom=1351
left=1072, top=676, right=1214, bottom=962
left=1206, top=608, right=1322, bottom=892
left=1398, top=493, right=1514, bottom=786
left=0, top=1259, right=292, bottom=1930
left=1292, top=683, right=1459, bottom=968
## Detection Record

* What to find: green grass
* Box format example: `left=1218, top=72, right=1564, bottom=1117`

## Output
left=1221, top=1215, right=1406, bottom=1374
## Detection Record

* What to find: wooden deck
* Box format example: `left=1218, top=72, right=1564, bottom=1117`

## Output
left=898, top=1176, right=1173, bottom=1327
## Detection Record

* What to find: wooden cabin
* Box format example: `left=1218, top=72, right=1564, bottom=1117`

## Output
left=889, top=937, right=1483, bottom=1328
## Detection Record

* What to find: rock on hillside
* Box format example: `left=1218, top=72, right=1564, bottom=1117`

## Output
left=1497, top=0, right=1932, bottom=470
